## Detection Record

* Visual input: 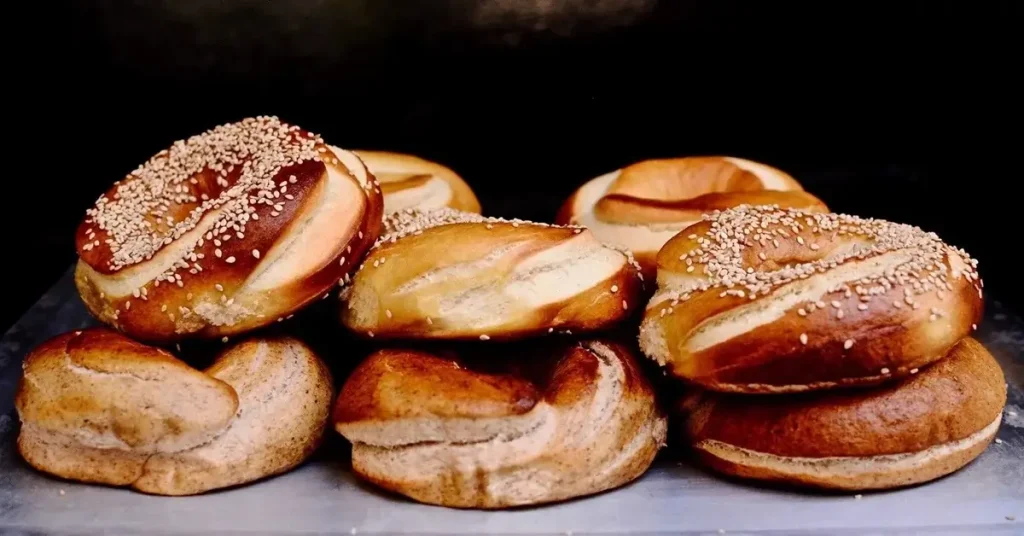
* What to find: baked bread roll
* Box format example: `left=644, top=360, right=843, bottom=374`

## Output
left=341, top=209, right=645, bottom=340
left=556, top=157, right=827, bottom=277
left=16, top=329, right=333, bottom=495
left=640, top=205, right=983, bottom=393
left=75, top=117, right=383, bottom=342
left=685, top=337, right=1006, bottom=490
left=351, top=150, right=481, bottom=214
left=334, top=340, right=667, bottom=508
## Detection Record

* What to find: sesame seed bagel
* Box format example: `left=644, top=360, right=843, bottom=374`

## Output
left=340, top=208, right=645, bottom=340
left=74, top=117, right=383, bottom=342
left=685, top=337, right=1006, bottom=490
left=639, top=205, right=983, bottom=393
left=333, top=340, right=667, bottom=508
left=351, top=149, right=481, bottom=214
left=15, top=329, right=333, bottom=496
left=556, top=157, right=828, bottom=278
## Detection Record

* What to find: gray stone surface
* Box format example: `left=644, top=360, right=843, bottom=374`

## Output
left=0, top=267, right=1021, bottom=535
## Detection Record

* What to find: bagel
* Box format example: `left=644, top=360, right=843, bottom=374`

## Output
left=15, top=329, right=333, bottom=495
left=340, top=208, right=645, bottom=340
left=556, top=157, right=827, bottom=277
left=639, top=205, right=983, bottom=393
left=685, top=337, right=1006, bottom=490
left=75, top=117, right=383, bottom=342
left=333, top=340, right=667, bottom=508
left=351, top=149, right=481, bottom=214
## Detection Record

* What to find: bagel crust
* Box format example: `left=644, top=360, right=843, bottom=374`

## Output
left=75, top=117, right=383, bottom=342
left=333, top=340, right=667, bottom=508
left=15, top=329, right=333, bottom=495
left=640, top=205, right=984, bottom=392
left=556, top=157, right=827, bottom=277
left=340, top=209, right=645, bottom=340
left=686, top=338, right=1007, bottom=490
left=352, top=149, right=481, bottom=214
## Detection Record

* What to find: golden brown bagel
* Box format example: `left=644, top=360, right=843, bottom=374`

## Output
left=639, top=205, right=983, bottom=393
left=351, top=149, right=481, bottom=214
left=334, top=340, right=667, bottom=508
left=15, top=329, right=333, bottom=495
left=685, top=338, right=1006, bottom=490
left=556, top=157, right=827, bottom=277
left=75, top=117, right=383, bottom=342
left=340, top=208, right=645, bottom=340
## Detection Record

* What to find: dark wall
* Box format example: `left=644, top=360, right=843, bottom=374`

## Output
left=8, top=1, right=1022, bottom=330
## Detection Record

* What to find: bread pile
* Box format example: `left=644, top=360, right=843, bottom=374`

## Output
left=13, top=124, right=1008, bottom=506
left=334, top=208, right=667, bottom=507
left=584, top=158, right=1005, bottom=491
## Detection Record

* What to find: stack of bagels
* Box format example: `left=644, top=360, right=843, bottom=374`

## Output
left=561, top=157, right=1006, bottom=490
left=13, top=119, right=1006, bottom=508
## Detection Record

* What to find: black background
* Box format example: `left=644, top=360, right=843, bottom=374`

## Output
left=7, top=1, right=1022, bottom=331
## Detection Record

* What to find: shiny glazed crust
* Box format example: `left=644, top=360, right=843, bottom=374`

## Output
left=556, top=157, right=827, bottom=277
left=333, top=340, right=667, bottom=508
left=340, top=209, right=645, bottom=340
left=640, top=205, right=983, bottom=392
left=15, top=329, right=334, bottom=495
left=686, top=338, right=1007, bottom=490
left=353, top=149, right=481, bottom=214
left=75, top=118, right=383, bottom=342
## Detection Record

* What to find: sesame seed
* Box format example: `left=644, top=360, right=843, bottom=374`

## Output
left=215, top=249, right=222, bottom=258
left=831, top=300, right=842, bottom=309
left=368, top=331, right=374, bottom=338
left=225, top=256, right=236, bottom=263
left=881, top=368, right=890, bottom=374
left=758, top=252, right=767, bottom=261
left=339, top=256, right=346, bottom=266
left=797, top=308, right=807, bottom=316
left=836, top=309, right=844, bottom=319
left=222, top=336, right=229, bottom=343
left=995, top=438, right=1003, bottom=444
left=427, top=317, right=433, bottom=325
left=611, top=285, right=619, bottom=293
left=252, top=249, right=260, bottom=259
left=161, top=304, right=167, bottom=312
left=972, top=323, right=977, bottom=330
left=215, top=283, right=224, bottom=291
left=548, top=327, right=554, bottom=333
left=844, top=339, right=854, bottom=349
left=858, top=303, right=869, bottom=311
left=910, top=368, right=919, bottom=374
left=479, top=334, right=491, bottom=341
left=622, top=300, right=629, bottom=310
left=124, top=301, right=131, bottom=310
left=810, top=243, right=820, bottom=251
left=799, top=333, right=808, bottom=345
left=385, top=309, right=393, bottom=318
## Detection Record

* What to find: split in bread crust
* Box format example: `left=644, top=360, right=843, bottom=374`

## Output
left=333, top=340, right=667, bottom=508
left=340, top=208, right=645, bottom=340
left=685, top=337, right=1006, bottom=490
left=556, top=157, right=827, bottom=277
left=15, top=329, right=333, bottom=495
left=75, top=117, right=383, bottom=342
left=352, top=149, right=481, bottom=214
left=640, top=205, right=983, bottom=392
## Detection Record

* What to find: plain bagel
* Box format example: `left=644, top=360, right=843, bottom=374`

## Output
left=556, top=157, right=827, bottom=277
left=640, top=205, right=983, bottom=393
left=75, top=117, right=383, bottom=342
left=334, top=340, right=667, bottom=508
left=351, top=150, right=481, bottom=214
left=685, top=337, right=1007, bottom=490
left=340, top=208, right=645, bottom=340
left=15, top=329, right=333, bottom=495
